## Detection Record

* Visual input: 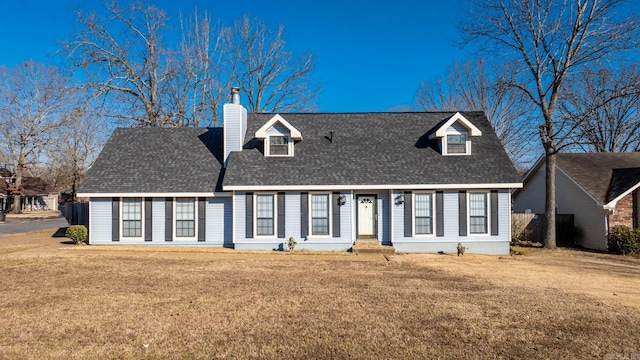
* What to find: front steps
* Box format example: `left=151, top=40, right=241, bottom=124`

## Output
left=351, top=241, right=395, bottom=255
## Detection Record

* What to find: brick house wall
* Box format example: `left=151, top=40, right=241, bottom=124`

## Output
left=608, top=190, right=637, bottom=228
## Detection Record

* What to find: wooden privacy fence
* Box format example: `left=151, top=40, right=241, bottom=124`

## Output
left=60, top=202, right=89, bottom=229
left=512, top=213, right=575, bottom=246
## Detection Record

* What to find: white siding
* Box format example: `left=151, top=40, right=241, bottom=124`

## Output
left=443, top=191, right=458, bottom=237
left=152, top=198, right=165, bottom=243
left=266, top=123, right=290, bottom=136
left=89, top=198, right=111, bottom=244
left=447, top=122, right=468, bottom=134
left=340, top=192, right=352, bottom=244
left=285, top=192, right=301, bottom=239
left=235, top=192, right=246, bottom=241
left=223, top=103, right=247, bottom=166
left=206, top=197, right=232, bottom=246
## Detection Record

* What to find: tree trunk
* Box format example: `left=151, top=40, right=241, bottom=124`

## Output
left=544, top=151, right=557, bottom=249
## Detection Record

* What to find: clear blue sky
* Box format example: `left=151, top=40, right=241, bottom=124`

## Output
left=0, top=0, right=470, bottom=112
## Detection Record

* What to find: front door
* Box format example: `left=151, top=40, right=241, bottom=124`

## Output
left=357, top=195, right=377, bottom=239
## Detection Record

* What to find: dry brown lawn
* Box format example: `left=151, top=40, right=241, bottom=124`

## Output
left=1, top=230, right=640, bottom=359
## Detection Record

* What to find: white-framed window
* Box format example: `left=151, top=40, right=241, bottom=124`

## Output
left=255, top=193, right=276, bottom=236
left=414, top=193, right=434, bottom=235
left=447, top=134, right=467, bottom=154
left=469, top=192, right=488, bottom=234
left=443, top=125, right=471, bottom=155
left=175, top=197, right=196, bottom=239
left=121, top=197, right=143, bottom=239
left=310, top=193, right=331, bottom=236
left=267, top=135, right=292, bottom=156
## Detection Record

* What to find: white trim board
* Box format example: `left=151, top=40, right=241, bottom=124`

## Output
left=78, top=192, right=232, bottom=198
left=224, top=183, right=523, bottom=191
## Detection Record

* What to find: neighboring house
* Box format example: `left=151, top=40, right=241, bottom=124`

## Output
left=0, top=169, right=59, bottom=212
left=77, top=89, right=522, bottom=254
left=513, top=152, right=640, bottom=251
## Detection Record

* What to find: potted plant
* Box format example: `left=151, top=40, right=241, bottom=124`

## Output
left=457, top=242, right=468, bottom=256
left=286, top=236, right=298, bottom=252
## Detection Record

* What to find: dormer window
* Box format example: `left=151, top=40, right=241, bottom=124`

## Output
left=255, top=114, right=303, bottom=158
left=428, top=112, right=482, bottom=156
left=268, top=135, right=291, bottom=156
left=447, top=134, right=467, bottom=154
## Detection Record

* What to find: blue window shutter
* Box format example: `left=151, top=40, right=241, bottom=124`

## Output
left=165, top=198, right=173, bottom=241
left=491, top=190, right=499, bottom=236
left=246, top=193, right=253, bottom=238
left=198, top=197, right=206, bottom=241
left=112, top=198, right=119, bottom=242
left=277, top=192, right=285, bottom=238
left=300, top=192, right=308, bottom=238
left=144, top=198, right=152, bottom=242
left=404, top=191, right=412, bottom=237
left=459, top=191, right=467, bottom=236
left=332, top=192, right=341, bottom=238
left=436, top=191, right=444, bottom=237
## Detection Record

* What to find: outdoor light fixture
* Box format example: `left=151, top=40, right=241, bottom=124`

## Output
left=395, top=194, right=405, bottom=205
left=338, top=194, right=346, bottom=206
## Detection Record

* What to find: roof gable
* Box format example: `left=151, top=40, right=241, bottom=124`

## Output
left=254, top=114, right=303, bottom=140
left=428, top=112, right=482, bottom=139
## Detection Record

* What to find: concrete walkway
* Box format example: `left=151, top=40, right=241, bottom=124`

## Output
left=0, top=217, right=69, bottom=236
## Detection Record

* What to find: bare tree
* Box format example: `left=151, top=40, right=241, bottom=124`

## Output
left=561, top=64, right=640, bottom=152
left=45, top=107, right=107, bottom=201
left=223, top=16, right=317, bottom=113
left=68, top=1, right=175, bottom=127
left=0, top=61, right=74, bottom=213
left=415, top=59, right=534, bottom=167
left=462, top=0, right=640, bottom=248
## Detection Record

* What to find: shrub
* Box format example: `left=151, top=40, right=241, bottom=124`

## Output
left=607, top=226, right=640, bottom=255
left=65, top=225, right=88, bottom=245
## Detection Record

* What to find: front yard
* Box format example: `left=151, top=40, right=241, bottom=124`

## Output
left=1, top=229, right=640, bottom=359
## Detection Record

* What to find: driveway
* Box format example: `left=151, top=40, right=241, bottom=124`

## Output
left=0, top=217, right=69, bottom=236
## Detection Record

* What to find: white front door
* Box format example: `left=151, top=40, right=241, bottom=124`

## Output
left=357, top=195, right=376, bottom=238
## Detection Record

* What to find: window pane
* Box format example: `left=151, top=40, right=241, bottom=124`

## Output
left=447, top=134, right=467, bottom=154
left=469, top=193, right=487, bottom=234
left=470, top=217, right=487, bottom=233
left=256, top=195, right=274, bottom=218
left=176, top=198, right=195, bottom=220
left=469, top=193, right=486, bottom=216
left=312, top=218, right=329, bottom=235
left=256, top=195, right=275, bottom=236
left=415, top=217, right=432, bottom=234
left=311, top=194, right=330, bottom=235
left=269, top=136, right=289, bottom=155
left=176, top=220, right=195, bottom=237
left=122, top=198, right=141, bottom=220
left=257, top=218, right=274, bottom=236
left=122, top=198, right=142, bottom=237
left=415, top=194, right=432, bottom=217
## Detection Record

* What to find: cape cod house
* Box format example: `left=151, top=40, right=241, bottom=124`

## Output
left=77, top=88, right=522, bottom=254
left=513, top=152, right=640, bottom=251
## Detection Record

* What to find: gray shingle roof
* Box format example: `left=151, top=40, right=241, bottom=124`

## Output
left=556, top=152, right=640, bottom=204
left=223, top=112, right=521, bottom=187
left=79, top=127, right=223, bottom=194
